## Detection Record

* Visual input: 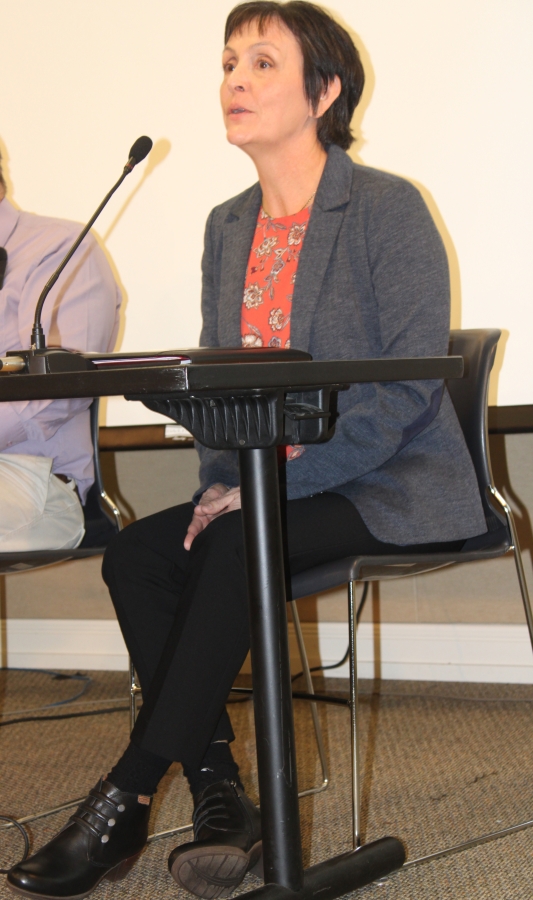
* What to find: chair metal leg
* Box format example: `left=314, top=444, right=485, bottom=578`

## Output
left=348, top=580, right=361, bottom=849
left=289, top=600, right=329, bottom=797
left=489, top=485, right=533, bottom=651
left=371, top=493, right=533, bottom=874
left=100, top=490, right=123, bottom=532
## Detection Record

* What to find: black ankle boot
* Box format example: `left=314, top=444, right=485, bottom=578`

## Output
left=7, top=779, right=151, bottom=899
left=168, top=780, right=262, bottom=899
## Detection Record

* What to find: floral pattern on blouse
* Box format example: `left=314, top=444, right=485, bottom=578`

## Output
left=241, top=204, right=312, bottom=461
left=241, top=205, right=310, bottom=350
left=243, top=283, right=265, bottom=310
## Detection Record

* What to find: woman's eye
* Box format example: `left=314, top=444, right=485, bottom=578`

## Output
left=223, top=62, right=235, bottom=73
left=258, top=59, right=271, bottom=69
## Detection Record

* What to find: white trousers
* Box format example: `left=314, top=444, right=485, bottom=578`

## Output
left=0, top=454, right=85, bottom=551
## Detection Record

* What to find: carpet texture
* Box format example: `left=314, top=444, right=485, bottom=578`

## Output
left=0, top=669, right=532, bottom=899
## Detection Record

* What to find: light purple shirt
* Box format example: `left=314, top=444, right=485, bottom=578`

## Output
left=0, top=198, right=121, bottom=502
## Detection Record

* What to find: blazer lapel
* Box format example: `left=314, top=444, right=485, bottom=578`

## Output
left=290, top=146, right=353, bottom=353
left=217, top=184, right=262, bottom=346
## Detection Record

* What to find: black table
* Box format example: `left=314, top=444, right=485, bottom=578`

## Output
left=0, top=346, right=463, bottom=899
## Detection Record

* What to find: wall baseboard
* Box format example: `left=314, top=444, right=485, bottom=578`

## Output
left=2, top=619, right=533, bottom=684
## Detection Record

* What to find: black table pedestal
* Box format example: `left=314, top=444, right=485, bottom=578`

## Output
left=239, top=448, right=303, bottom=891
left=238, top=447, right=405, bottom=898
left=1, top=349, right=456, bottom=894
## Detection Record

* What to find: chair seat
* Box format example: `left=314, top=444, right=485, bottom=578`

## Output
left=0, top=546, right=111, bottom=574
left=288, top=330, right=533, bottom=863
left=290, top=527, right=512, bottom=599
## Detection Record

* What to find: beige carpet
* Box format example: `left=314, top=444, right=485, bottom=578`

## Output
left=0, top=669, right=532, bottom=899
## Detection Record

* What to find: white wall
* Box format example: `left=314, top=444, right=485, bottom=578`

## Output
left=2, top=0, right=532, bottom=424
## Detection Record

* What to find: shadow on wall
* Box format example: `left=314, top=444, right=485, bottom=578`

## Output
left=0, top=137, right=14, bottom=199
left=338, top=18, right=512, bottom=406
left=487, top=330, right=508, bottom=408
left=100, top=138, right=172, bottom=247
left=336, top=17, right=464, bottom=335
left=95, top=137, right=172, bottom=427
left=333, top=16, right=375, bottom=165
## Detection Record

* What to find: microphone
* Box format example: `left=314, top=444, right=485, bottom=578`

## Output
left=31, top=136, right=153, bottom=351
left=0, top=248, right=7, bottom=290
left=125, top=136, right=153, bottom=171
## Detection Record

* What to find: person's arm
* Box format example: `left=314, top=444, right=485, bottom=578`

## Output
left=285, top=178, right=451, bottom=499
left=194, top=207, right=241, bottom=496
left=184, top=483, right=241, bottom=549
left=199, top=209, right=219, bottom=348
left=0, top=232, right=120, bottom=452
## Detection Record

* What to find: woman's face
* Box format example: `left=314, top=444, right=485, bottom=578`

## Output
left=221, top=20, right=317, bottom=155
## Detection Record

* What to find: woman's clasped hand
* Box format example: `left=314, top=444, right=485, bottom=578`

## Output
left=184, top=484, right=242, bottom=550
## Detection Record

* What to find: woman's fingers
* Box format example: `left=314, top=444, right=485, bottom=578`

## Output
left=200, top=483, right=229, bottom=504
left=198, top=494, right=233, bottom=515
left=184, top=512, right=207, bottom=550
left=197, top=486, right=241, bottom=516
left=183, top=506, right=212, bottom=550
left=184, top=487, right=241, bottom=549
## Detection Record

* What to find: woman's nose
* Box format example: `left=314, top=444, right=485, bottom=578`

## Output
left=227, top=65, right=246, bottom=92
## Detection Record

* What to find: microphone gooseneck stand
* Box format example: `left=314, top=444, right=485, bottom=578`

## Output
left=31, top=135, right=153, bottom=352
left=0, top=135, right=153, bottom=375
left=0, top=349, right=464, bottom=896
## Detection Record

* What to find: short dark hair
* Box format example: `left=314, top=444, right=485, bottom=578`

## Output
left=224, top=1, right=365, bottom=150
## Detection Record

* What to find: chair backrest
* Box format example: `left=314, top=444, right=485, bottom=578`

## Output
left=447, top=329, right=503, bottom=530
left=80, top=399, right=121, bottom=546
left=89, top=399, right=108, bottom=508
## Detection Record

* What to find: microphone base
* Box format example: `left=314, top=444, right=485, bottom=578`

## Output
left=7, top=349, right=96, bottom=375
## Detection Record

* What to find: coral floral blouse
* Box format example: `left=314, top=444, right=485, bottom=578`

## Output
left=241, top=205, right=311, bottom=349
left=241, top=204, right=312, bottom=459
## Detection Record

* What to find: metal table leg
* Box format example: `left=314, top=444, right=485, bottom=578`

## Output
left=239, top=447, right=303, bottom=892
left=238, top=447, right=405, bottom=900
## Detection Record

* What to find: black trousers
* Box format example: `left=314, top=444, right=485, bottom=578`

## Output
left=102, top=493, right=463, bottom=768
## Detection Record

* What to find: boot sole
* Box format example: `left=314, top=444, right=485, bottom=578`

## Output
left=169, top=841, right=263, bottom=899
left=6, top=850, right=142, bottom=900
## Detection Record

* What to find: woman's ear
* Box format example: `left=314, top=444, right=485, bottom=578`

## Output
left=312, top=75, right=341, bottom=118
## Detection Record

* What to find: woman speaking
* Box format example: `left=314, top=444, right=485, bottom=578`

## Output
left=8, top=3, right=486, bottom=899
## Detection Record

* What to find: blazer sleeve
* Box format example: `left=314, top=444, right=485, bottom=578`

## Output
left=199, top=209, right=219, bottom=349
left=195, top=208, right=240, bottom=497
left=284, top=179, right=451, bottom=499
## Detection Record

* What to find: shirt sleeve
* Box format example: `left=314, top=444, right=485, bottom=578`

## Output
left=0, top=232, right=121, bottom=452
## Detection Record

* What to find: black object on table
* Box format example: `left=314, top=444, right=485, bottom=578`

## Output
left=0, top=346, right=463, bottom=899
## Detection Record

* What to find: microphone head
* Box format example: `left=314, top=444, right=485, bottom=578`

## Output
left=128, top=136, right=153, bottom=166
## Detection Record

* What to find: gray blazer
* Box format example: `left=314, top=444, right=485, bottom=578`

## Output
left=197, top=145, right=486, bottom=544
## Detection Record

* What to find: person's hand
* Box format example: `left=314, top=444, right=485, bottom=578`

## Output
left=184, top=484, right=241, bottom=550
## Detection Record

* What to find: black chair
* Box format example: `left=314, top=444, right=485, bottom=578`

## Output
left=291, top=329, right=533, bottom=860
left=0, top=399, right=122, bottom=575
left=0, top=399, right=124, bottom=829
